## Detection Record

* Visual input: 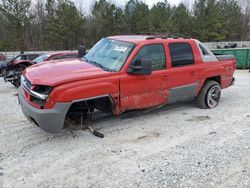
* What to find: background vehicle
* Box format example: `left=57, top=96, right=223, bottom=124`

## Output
left=18, top=35, right=236, bottom=133
left=0, top=53, right=39, bottom=77
left=217, top=42, right=238, bottom=49
left=4, top=51, right=78, bottom=87
left=224, top=43, right=237, bottom=49
left=0, top=62, right=7, bottom=76
left=0, top=53, right=6, bottom=61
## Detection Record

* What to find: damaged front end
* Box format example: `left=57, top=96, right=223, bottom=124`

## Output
left=18, top=76, right=71, bottom=133
left=4, top=67, right=25, bottom=87
left=21, top=76, right=53, bottom=109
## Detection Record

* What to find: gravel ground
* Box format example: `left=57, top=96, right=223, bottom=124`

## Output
left=0, top=70, right=249, bottom=188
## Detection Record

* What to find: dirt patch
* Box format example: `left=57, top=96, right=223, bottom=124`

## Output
left=137, top=131, right=160, bottom=140
left=186, top=115, right=211, bottom=122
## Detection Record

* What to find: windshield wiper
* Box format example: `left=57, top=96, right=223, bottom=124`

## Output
left=84, top=57, right=113, bottom=72
left=90, top=61, right=113, bottom=72
left=83, top=56, right=89, bottom=62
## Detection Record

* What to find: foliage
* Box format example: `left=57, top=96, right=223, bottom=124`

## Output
left=0, top=0, right=249, bottom=51
left=0, top=0, right=33, bottom=50
left=124, top=0, right=150, bottom=33
left=45, top=0, right=85, bottom=49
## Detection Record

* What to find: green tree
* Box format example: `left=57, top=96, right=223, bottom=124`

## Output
left=0, top=0, right=33, bottom=50
left=218, top=0, right=242, bottom=40
left=86, top=0, right=126, bottom=46
left=45, top=0, right=85, bottom=49
left=172, top=3, right=192, bottom=36
left=0, top=0, right=249, bottom=50
left=124, top=0, right=150, bottom=33
left=148, top=1, right=174, bottom=33
left=112, top=7, right=127, bottom=34
left=193, top=0, right=225, bottom=41
left=91, top=0, right=116, bottom=36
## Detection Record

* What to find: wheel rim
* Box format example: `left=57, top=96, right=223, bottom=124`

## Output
left=206, top=85, right=221, bottom=108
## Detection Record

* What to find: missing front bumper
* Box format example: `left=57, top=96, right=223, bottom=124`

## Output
left=18, top=87, right=72, bottom=133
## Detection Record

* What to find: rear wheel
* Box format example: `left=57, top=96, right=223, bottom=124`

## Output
left=195, top=80, right=221, bottom=109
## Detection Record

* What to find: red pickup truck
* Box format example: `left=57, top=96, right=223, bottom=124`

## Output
left=18, top=35, right=236, bottom=133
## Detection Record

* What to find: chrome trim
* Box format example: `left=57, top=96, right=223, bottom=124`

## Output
left=21, top=75, right=25, bottom=84
left=73, top=95, right=110, bottom=103
left=22, top=78, right=48, bottom=100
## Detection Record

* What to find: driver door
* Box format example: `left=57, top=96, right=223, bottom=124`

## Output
left=120, top=43, right=168, bottom=111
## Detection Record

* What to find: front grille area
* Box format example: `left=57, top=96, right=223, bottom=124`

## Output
left=22, top=77, right=45, bottom=108
left=31, top=96, right=45, bottom=107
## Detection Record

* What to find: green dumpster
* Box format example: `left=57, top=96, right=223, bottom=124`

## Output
left=212, top=48, right=250, bottom=69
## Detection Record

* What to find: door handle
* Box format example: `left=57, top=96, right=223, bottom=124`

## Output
left=190, top=71, right=196, bottom=76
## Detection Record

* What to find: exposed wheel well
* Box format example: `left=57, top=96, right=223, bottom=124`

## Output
left=66, top=96, right=115, bottom=117
left=205, top=76, right=221, bottom=85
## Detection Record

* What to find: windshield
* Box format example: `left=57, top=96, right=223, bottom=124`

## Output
left=33, top=54, right=50, bottom=63
left=84, top=38, right=134, bottom=72
left=14, top=55, right=22, bottom=60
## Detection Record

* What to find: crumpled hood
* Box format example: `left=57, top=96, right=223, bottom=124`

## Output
left=24, top=59, right=110, bottom=86
left=9, top=60, right=32, bottom=66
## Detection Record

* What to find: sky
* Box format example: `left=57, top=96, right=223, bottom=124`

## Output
left=73, top=0, right=194, bottom=15
left=115, top=0, right=183, bottom=7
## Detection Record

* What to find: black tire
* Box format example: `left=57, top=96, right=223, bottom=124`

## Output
left=12, top=79, right=21, bottom=87
left=11, top=65, right=26, bottom=87
left=1, top=67, right=7, bottom=77
left=195, top=80, right=221, bottom=109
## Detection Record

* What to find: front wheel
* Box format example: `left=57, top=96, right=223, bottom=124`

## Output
left=1, top=67, right=7, bottom=77
left=195, top=80, right=221, bottom=109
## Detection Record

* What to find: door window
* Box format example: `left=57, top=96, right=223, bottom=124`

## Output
left=169, top=43, right=194, bottom=67
left=133, top=44, right=166, bottom=71
left=28, top=55, right=39, bottom=60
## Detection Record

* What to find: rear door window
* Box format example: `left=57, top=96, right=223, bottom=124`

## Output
left=169, top=43, right=194, bottom=67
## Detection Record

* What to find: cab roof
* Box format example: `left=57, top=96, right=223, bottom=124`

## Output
left=108, top=35, right=194, bottom=44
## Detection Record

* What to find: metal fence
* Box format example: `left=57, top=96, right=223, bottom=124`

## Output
left=2, top=41, right=250, bottom=59
left=203, top=41, right=250, bottom=49
left=0, top=50, right=77, bottom=59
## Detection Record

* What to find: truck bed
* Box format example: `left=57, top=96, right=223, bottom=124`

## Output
left=214, top=54, right=235, bottom=61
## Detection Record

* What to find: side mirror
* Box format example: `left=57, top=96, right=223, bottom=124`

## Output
left=127, top=58, right=152, bottom=75
left=78, top=45, right=86, bottom=58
